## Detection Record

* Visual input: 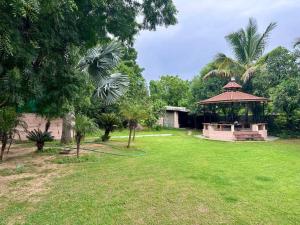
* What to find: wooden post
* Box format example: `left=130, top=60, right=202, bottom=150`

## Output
left=262, top=102, right=265, bottom=122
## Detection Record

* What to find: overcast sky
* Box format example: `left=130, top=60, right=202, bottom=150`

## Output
left=134, top=0, right=300, bottom=81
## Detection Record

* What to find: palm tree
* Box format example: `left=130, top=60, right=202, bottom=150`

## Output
left=120, top=100, right=148, bottom=148
left=205, top=18, right=277, bottom=82
left=61, top=41, right=129, bottom=143
left=74, top=115, right=97, bottom=157
left=78, top=41, right=129, bottom=105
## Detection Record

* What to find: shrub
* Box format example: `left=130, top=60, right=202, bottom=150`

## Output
left=75, top=115, right=97, bottom=157
left=26, top=129, right=54, bottom=151
left=96, top=113, right=121, bottom=142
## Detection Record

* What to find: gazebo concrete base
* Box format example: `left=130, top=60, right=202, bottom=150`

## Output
left=195, top=135, right=278, bottom=142
left=202, top=123, right=268, bottom=141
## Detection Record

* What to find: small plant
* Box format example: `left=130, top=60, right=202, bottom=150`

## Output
left=0, top=107, right=27, bottom=161
left=26, top=129, right=54, bottom=151
left=74, top=115, right=97, bottom=157
left=96, top=113, right=121, bottom=142
left=15, top=163, right=25, bottom=174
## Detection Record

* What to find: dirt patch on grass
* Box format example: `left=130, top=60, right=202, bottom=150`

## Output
left=0, top=141, right=108, bottom=225
left=0, top=144, right=69, bottom=204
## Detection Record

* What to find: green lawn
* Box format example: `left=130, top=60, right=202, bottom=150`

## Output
left=1, top=129, right=300, bottom=224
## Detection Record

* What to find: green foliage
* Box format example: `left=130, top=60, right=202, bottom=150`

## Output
left=252, top=47, right=299, bottom=97
left=0, top=107, right=19, bottom=133
left=188, top=68, right=228, bottom=114
left=117, top=60, right=148, bottom=101
left=205, top=18, right=276, bottom=82
left=0, top=0, right=177, bottom=119
left=271, top=78, right=300, bottom=122
left=79, top=42, right=130, bottom=105
left=0, top=107, right=25, bottom=160
left=143, top=99, right=165, bottom=128
left=26, top=129, right=54, bottom=151
left=75, top=115, right=97, bottom=138
left=0, top=163, right=26, bottom=176
left=53, top=154, right=99, bottom=164
left=149, top=75, right=190, bottom=107
left=226, top=18, right=277, bottom=65
left=96, top=113, right=121, bottom=141
left=120, top=101, right=148, bottom=123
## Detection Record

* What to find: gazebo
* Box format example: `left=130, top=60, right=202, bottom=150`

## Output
left=199, top=78, right=268, bottom=141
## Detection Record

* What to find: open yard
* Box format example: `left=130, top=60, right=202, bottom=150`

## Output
left=0, top=129, right=299, bottom=225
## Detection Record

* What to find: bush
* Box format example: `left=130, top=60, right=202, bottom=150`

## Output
left=152, top=124, right=163, bottom=131
left=101, top=134, right=111, bottom=142
left=96, top=113, right=121, bottom=142
left=26, top=129, right=54, bottom=151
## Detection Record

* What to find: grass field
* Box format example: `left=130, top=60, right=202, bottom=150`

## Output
left=0, top=129, right=300, bottom=225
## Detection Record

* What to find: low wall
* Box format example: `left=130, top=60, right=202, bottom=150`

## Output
left=203, top=128, right=235, bottom=141
left=17, top=113, right=63, bottom=140
left=203, top=123, right=268, bottom=141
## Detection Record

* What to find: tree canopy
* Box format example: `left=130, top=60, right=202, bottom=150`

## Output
left=0, top=0, right=177, bottom=114
left=149, top=75, right=190, bottom=107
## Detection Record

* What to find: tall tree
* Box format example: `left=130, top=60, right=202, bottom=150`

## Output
left=252, top=47, right=299, bottom=97
left=59, top=41, right=130, bottom=144
left=0, top=0, right=178, bottom=141
left=149, top=75, right=190, bottom=107
left=120, top=100, right=148, bottom=148
left=271, top=78, right=300, bottom=129
left=189, top=63, right=228, bottom=114
left=205, top=18, right=276, bottom=82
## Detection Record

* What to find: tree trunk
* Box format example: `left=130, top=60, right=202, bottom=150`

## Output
left=76, top=138, right=80, bottom=158
left=61, top=113, right=74, bottom=144
left=286, top=113, right=293, bottom=130
left=0, top=134, right=8, bottom=161
left=45, top=119, right=51, bottom=132
left=127, top=128, right=132, bottom=148
left=36, top=142, right=44, bottom=151
left=6, top=134, right=14, bottom=154
left=102, top=129, right=110, bottom=141
left=132, top=127, right=136, bottom=142
left=76, top=133, right=81, bottom=158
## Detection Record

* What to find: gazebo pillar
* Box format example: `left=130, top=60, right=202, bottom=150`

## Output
left=231, top=124, right=235, bottom=132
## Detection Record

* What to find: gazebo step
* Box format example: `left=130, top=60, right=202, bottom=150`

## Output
left=234, top=131, right=264, bottom=141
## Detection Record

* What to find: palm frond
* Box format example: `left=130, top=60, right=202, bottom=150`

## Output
left=245, top=18, right=258, bottom=63
left=225, top=18, right=276, bottom=65
left=95, top=73, right=129, bottom=105
left=78, top=41, right=123, bottom=80
left=241, top=66, right=258, bottom=82
left=254, top=21, right=277, bottom=60
left=203, top=69, right=232, bottom=79
left=204, top=53, right=245, bottom=79
left=215, top=53, right=243, bottom=69
left=294, top=38, right=300, bottom=48
left=226, top=30, right=247, bottom=63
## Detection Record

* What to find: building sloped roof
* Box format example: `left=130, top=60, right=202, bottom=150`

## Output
left=199, top=91, right=268, bottom=104
left=165, top=106, right=189, bottom=112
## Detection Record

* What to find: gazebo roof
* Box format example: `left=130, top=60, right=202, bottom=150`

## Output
left=200, top=91, right=268, bottom=104
left=223, top=81, right=242, bottom=89
left=199, top=79, right=268, bottom=104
